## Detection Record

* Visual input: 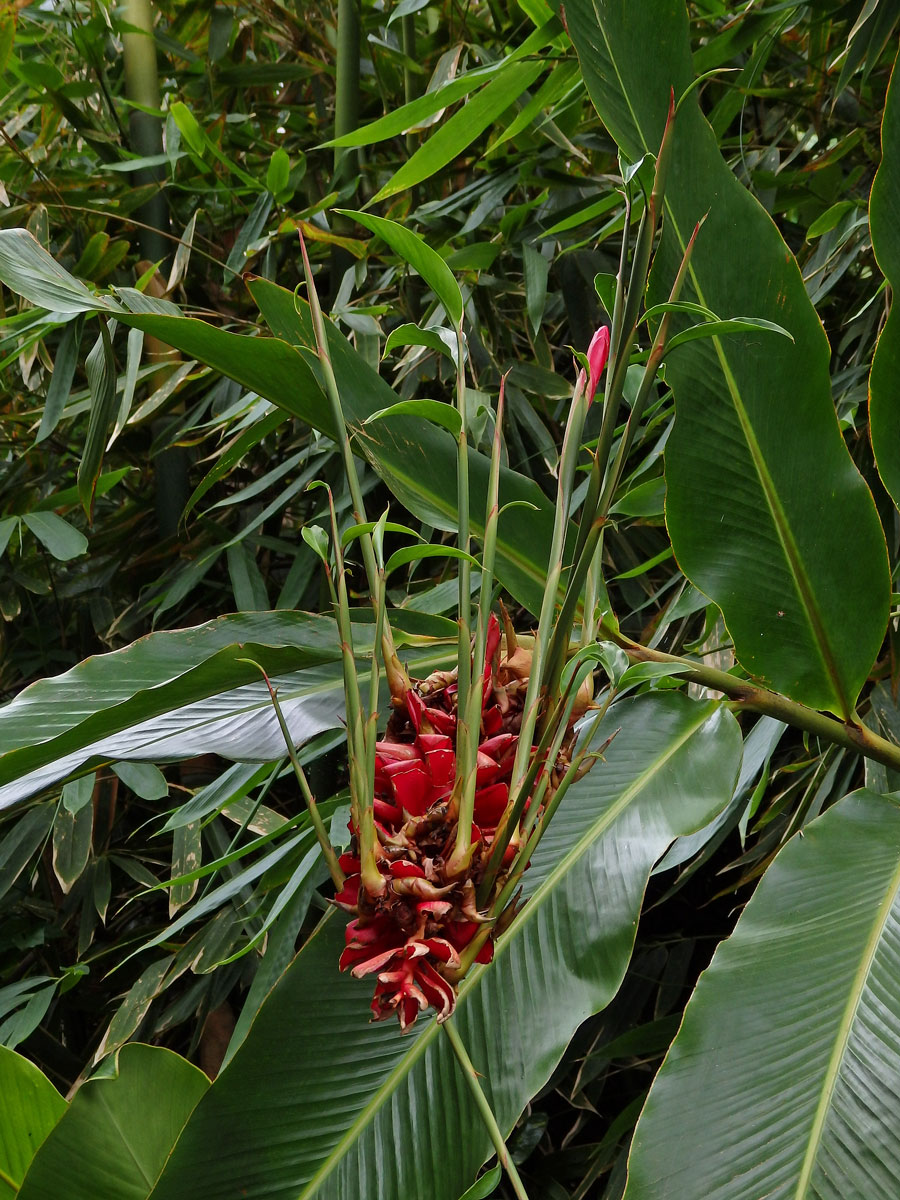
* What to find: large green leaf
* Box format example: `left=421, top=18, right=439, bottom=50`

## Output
left=18, top=1044, right=208, bottom=1200
left=0, top=612, right=346, bottom=810
left=0, top=1046, right=65, bottom=1198
left=623, top=788, right=900, bottom=1199
left=869, top=54, right=900, bottom=507
left=148, top=692, right=741, bottom=1200
left=562, top=0, right=889, bottom=716
left=247, top=279, right=558, bottom=616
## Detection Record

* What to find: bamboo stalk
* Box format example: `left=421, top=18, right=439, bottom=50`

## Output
left=122, top=0, right=168, bottom=264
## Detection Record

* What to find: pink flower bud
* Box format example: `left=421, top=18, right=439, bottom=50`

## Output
left=587, top=325, right=611, bottom=403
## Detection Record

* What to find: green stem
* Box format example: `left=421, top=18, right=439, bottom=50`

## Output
left=508, top=375, right=588, bottom=797
left=450, top=322, right=474, bottom=867
left=442, top=1019, right=531, bottom=1200
left=334, top=0, right=360, bottom=192
left=597, top=217, right=704, bottom=518
left=299, top=233, right=408, bottom=691
left=603, top=626, right=900, bottom=772
left=122, top=0, right=168, bottom=264
left=239, top=660, right=345, bottom=889
left=401, top=12, right=418, bottom=159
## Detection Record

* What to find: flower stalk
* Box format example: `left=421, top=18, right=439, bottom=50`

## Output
left=443, top=1018, right=531, bottom=1200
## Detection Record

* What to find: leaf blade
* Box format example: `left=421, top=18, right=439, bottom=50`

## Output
left=147, top=693, right=742, bottom=1200
left=564, top=0, right=889, bottom=715
left=623, top=789, right=900, bottom=1200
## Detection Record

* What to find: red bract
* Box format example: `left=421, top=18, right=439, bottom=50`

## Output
left=336, top=613, right=556, bottom=1030
left=586, top=325, right=611, bottom=404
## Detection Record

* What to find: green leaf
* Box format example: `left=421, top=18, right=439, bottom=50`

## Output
left=21, top=512, right=88, bottom=561
left=36, top=314, right=84, bottom=443
left=0, top=230, right=115, bottom=314
left=869, top=51, right=900, bottom=509
left=523, top=244, right=550, bottom=334
left=0, top=806, right=54, bottom=903
left=383, top=322, right=456, bottom=362
left=247, top=279, right=558, bottom=616
left=663, top=316, right=794, bottom=355
left=807, top=200, right=856, bottom=239
left=109, top=311, right=336, bottom=436
left=62, top=773, right=94, bottom=815
left=366, top=398, right=462, bottom=439
left=337, top=210, right=463, bottom=326
left=564, top=0, right=889, bottom=716
left=168, top=100, right=205, bottom=156
left=266, top=147, right=290, bottom=196
left=623, top=789, right=900, bottom=1199
left=112, top=762, right=169, bottom=801
left=78, top=320, right=117, bottom=520
left=324, top=19, right=560, bottom=148
left=0, top=517, right=16, bottom=558
left=0, top=238, right=558, bottom=618
left=384, top=543, right=480, bottom=577
left=52, top=801, right=93, bottom=893
left=147, top=693, right=741, bottom=1200
left=0, top=1045, right=65, bottom=1198
left=224, top=192, right=273, bottom=281
left=301, top=525, right=330, bottom=564
left=0, top=612, right=348, bottom=812
left=340, top=520, right=421, bottom=548
left=457, top=1165, right=502, bottom=1200
left=371, top=59, right=545, bottom=201
left=18, top=1044, right=208, bottom=1200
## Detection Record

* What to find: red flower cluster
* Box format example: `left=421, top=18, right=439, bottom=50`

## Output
left=335, top=614, right=533, bottom=1031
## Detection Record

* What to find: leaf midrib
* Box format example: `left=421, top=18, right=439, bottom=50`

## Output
left=299, top=700, right=714, bottom=1198
left=587, top=0, right=851, bottom=718
left=793, top=848, right=900, bottom=1197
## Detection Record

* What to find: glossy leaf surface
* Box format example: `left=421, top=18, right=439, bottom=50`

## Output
left=0, top=612, right=345, bottom=810
left=624, top=789, right=900, bottom=1199
left=18, top=1045, right=208, bottom=1200
left=248, top=279, right=558, bottom=615
left=0, top=1046, right=65, bottom=1198
left=563, top=0, right=889, bottom=715
left=149, top=693, right=741, bottom=1200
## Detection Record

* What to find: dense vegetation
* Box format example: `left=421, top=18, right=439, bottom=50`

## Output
left=1, top=1, right=900, bottom=1197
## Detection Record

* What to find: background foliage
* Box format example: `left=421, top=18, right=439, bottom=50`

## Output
left=1, top=1, right=899, bottom=1196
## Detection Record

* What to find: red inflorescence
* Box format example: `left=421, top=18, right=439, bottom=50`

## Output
left=335, top=614, right=534, bottom=1031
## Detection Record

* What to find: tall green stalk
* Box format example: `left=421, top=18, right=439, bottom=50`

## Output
left=333, top=0, right=361, bottom=191
left=122, top=0, right=168, bottom=265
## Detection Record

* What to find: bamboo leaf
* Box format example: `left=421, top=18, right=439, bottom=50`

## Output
left=21, top=512, right=87, bottom=561
left=78, top=320, right=117, bottom=520
left=337, top=210, right=463, bottom=326
left=0, top=229, right=114, bottom=314
left=323, top=19, right=560, bottom=148
left=371, top=59, right=546, bottom=201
